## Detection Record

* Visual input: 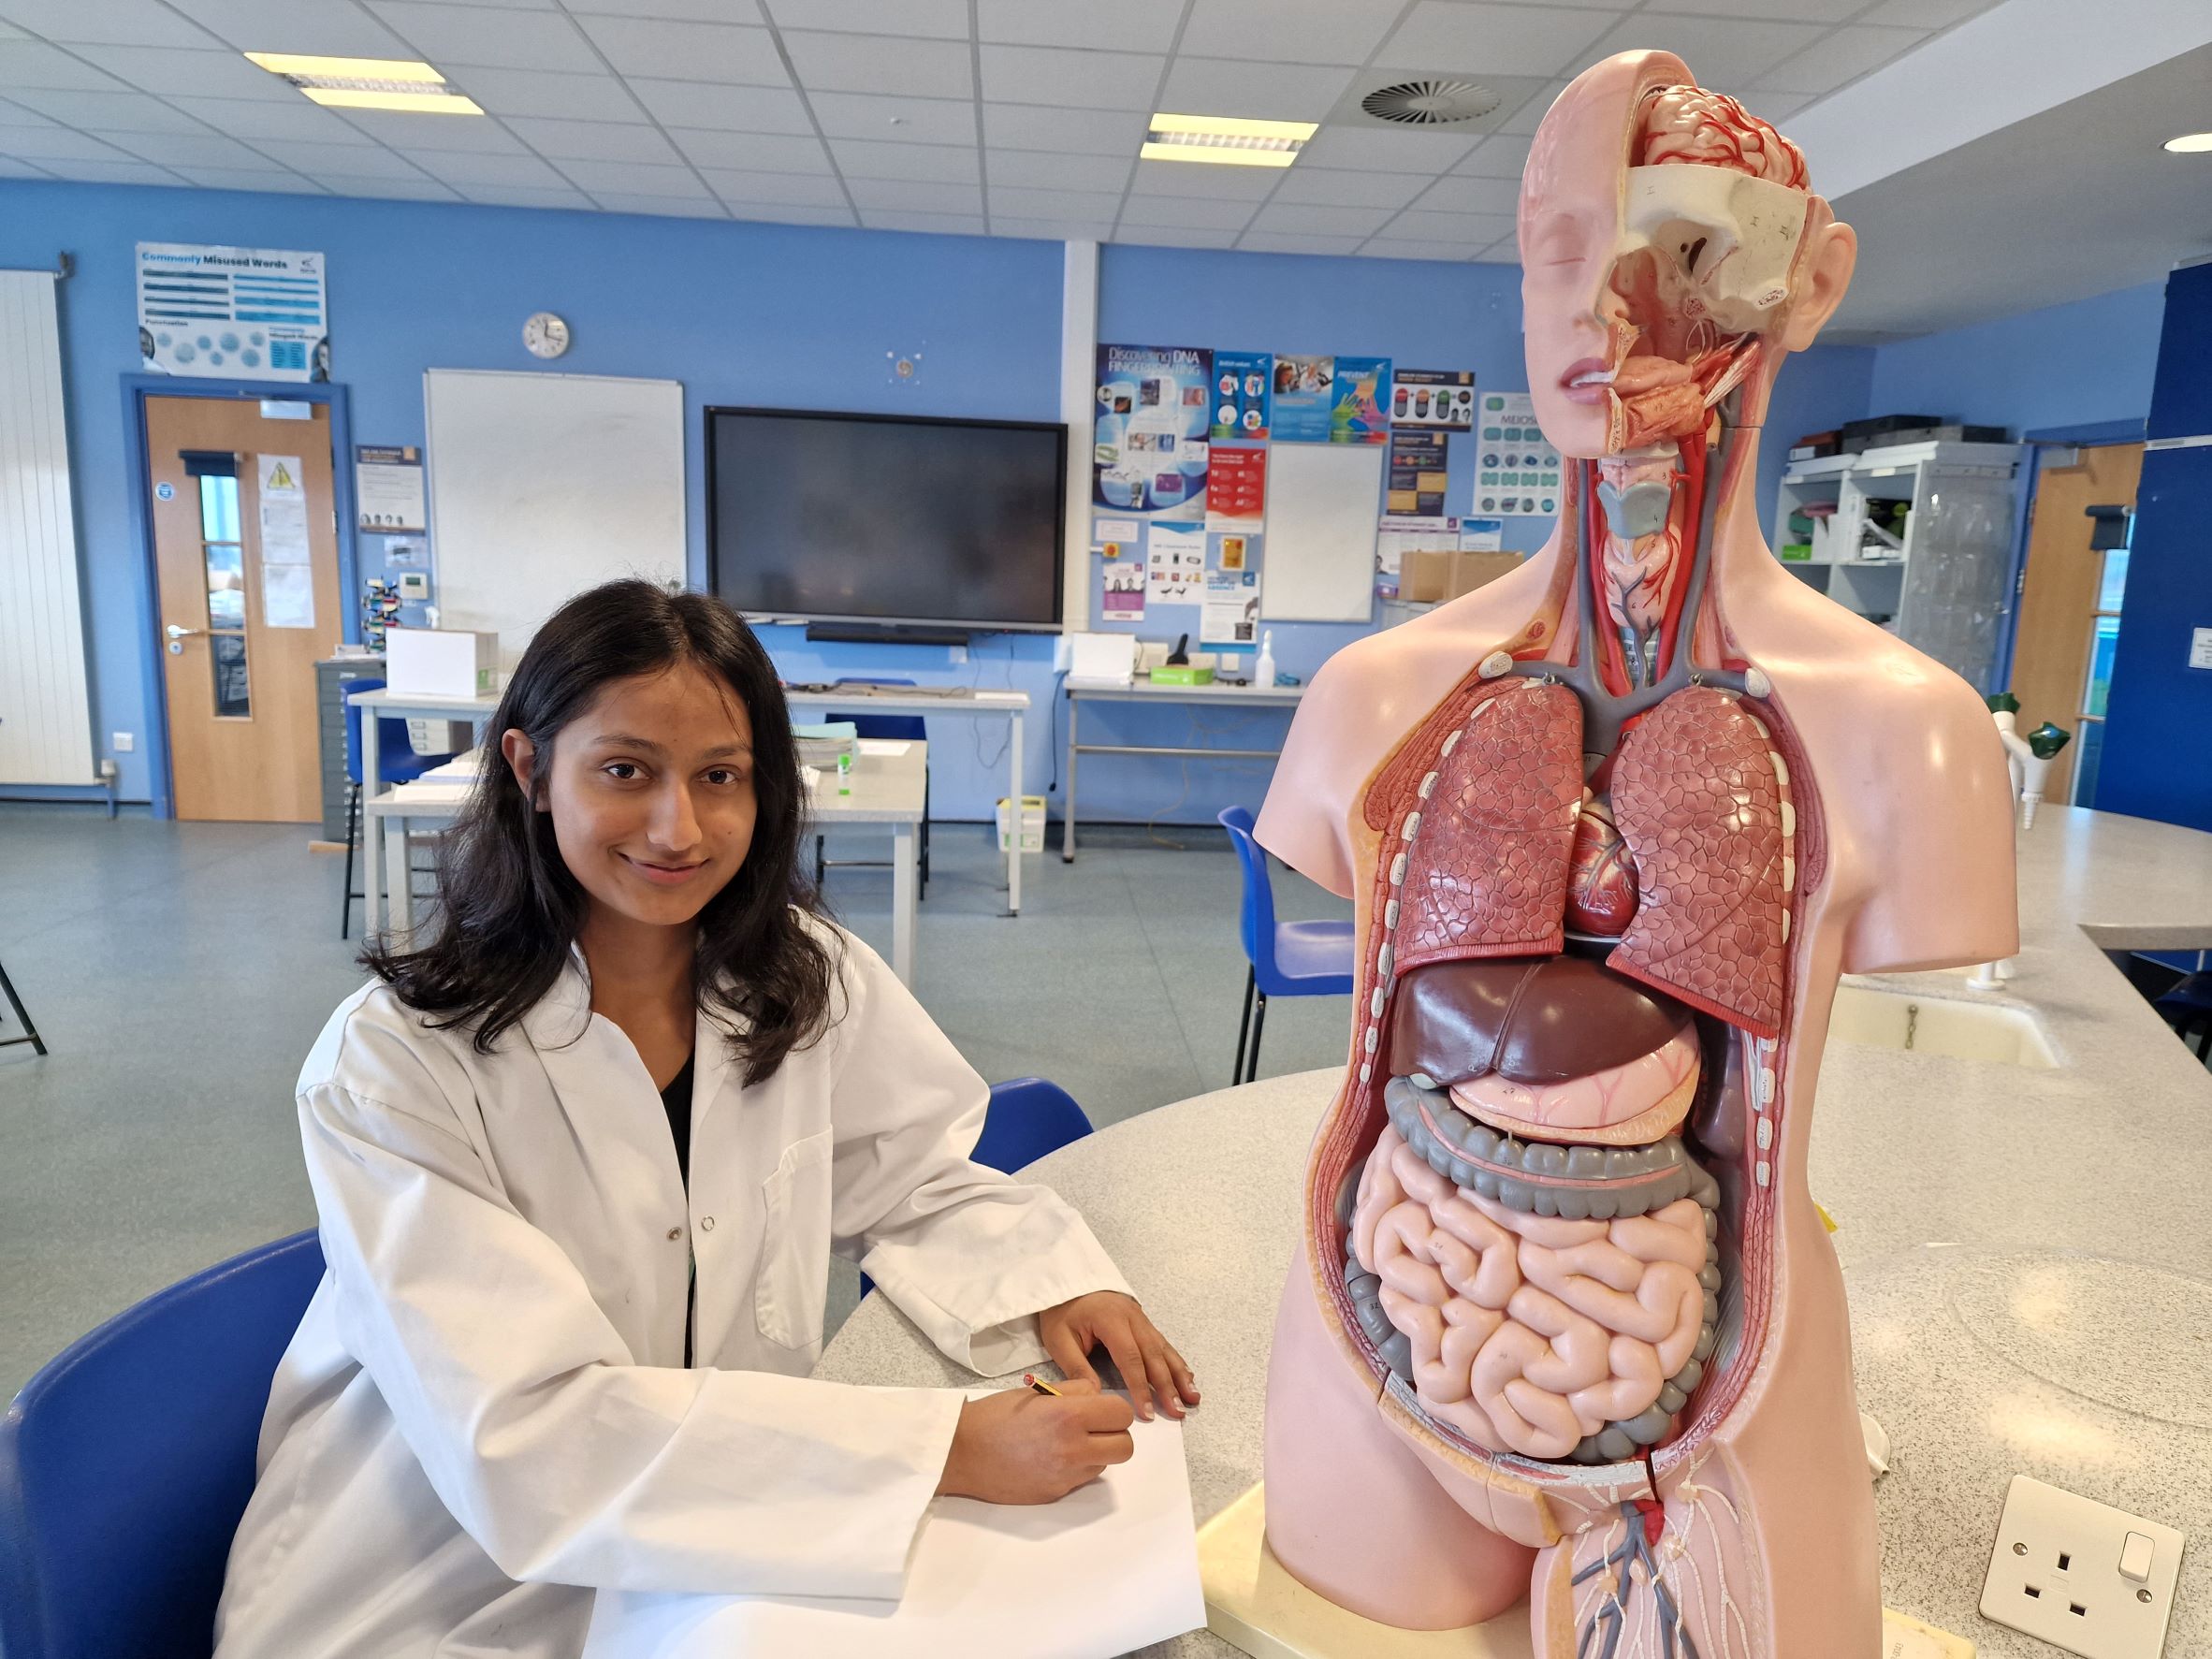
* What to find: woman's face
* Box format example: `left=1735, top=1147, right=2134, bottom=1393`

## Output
left=503, top=662, right=758, bottom=931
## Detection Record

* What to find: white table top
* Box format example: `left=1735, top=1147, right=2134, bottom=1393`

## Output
left=347, top=686, right=503, bottom=718
left=782, top=684, right=1030, bottom=712
left=821, top=807, right=2212, bottom=1657
left=1068, top=679, right=1305, bottom=705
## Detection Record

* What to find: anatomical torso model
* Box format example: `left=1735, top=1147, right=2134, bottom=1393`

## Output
left=1253, top=51, right=2018, bottom=1659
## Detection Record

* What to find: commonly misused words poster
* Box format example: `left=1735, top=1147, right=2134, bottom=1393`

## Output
left=1096, top=343, right=1212, bottom=521
left=138, top=242, right=328, bottom=381
left=1474, top=392, right=1563, bottom=517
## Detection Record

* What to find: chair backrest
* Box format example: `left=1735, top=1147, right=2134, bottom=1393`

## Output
left=828, top=677, right=926, bottom=745
left=974, top=1077, right=1095, bottom=1174
left=0, top=1231, right=327, bottom=1659
left=1216, top=806, right=1279, bottom=973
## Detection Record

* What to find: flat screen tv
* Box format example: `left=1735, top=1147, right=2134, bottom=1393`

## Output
left=706, top=407, right=1067, bottom=633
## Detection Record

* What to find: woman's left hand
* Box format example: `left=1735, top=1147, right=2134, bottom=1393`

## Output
left=1038, top=1291, right=1199, bottom=1421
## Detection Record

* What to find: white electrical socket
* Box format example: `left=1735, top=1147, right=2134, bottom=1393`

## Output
left=1980, top=1475, right=2184, bottom=1658
left=111, top=732, right=134, bottom=752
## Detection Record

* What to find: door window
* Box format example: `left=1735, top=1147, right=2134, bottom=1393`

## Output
left=192, top=463, right=250, bottom=718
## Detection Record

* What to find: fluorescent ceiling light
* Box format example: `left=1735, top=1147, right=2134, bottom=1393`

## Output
left=2164, top=131, right=2212, bottom=153
left=244, top=52, right=484, bottom=115
left=1142, top=112, right=1316, bottom=168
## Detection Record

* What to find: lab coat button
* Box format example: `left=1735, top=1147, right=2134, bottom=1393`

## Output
left=700, top=1215, right=716, bottom=1232
left=665, top=1226, right=681, bottom=1241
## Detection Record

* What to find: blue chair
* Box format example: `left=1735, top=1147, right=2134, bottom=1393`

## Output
left=815, top=677, right=931, bottom=899
left=340, top=677, right=462, bottom=939
left=0, top=1230, right=327, bottom=1659
left=860, top=1077, right=1095, bottom=1297
left=1218, top=806, right=1356, bottom=1084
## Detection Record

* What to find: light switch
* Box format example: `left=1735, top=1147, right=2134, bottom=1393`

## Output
left=2119, top=1532, right=2154, bottom=1583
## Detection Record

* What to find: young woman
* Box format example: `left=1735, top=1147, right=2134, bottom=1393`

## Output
left=215, top=580, right=1196, bottom=1658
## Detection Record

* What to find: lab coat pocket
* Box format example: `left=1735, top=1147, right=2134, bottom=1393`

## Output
left=755, top=1128, right=834, bottom=1350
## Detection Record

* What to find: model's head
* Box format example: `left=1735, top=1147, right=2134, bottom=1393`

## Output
left=1518, top=51, right=1856, bottom=459
left=367, top=579, right=835, bottom=1084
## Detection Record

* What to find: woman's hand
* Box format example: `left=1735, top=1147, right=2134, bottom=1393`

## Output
left=936, top=1378, right=1134, bottom=1504
left=1038, top=1290, right=1200, bottom=1421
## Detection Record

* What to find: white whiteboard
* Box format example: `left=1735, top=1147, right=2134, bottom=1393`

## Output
left=1259, top=443, right=1382, bottom=623
left=424, top=370, right=685, bottom=668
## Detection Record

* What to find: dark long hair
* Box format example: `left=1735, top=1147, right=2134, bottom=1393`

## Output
left=363, top=579, right=836, bottom=1084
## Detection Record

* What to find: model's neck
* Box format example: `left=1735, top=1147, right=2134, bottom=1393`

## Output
left=1594, top=443, right=1691, bottom=688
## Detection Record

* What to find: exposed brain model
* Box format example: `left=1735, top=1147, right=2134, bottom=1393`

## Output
left=1250, top=51, right=2017, bottom=1659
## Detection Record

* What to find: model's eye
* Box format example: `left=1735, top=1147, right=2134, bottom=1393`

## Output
left=1530, top=220, right=1587, bottom=267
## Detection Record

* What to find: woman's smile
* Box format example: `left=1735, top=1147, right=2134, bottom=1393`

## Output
left=620, top=851, right=709, bottom=886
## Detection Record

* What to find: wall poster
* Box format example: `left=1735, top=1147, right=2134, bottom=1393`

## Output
left=138, top=242, right=328, bottom=381
left=1272, top=354, right=1392, bottom=444
left=1095, top=343, right=1212, bottom=521
left=1201, top=568, right=1260, bottom=648
left=1146, top=524, right=1205, bottom=604
left=1210, top=351, right=1273, bottom=440
left=1103, top=560, right=1146, bottom=620
left=1475, top=391, right=1563, bottom=517
left=1387, top=429, right=1449, bottom=517
left=1392, top=369, right=1476, bottom=430
left=1205, top=445, right=1267, bottom=530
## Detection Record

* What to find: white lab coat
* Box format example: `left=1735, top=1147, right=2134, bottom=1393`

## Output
left=213, top=918, right=1130, bottom=1659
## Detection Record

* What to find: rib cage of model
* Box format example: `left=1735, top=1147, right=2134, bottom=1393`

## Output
left=1251, top=49, right=2018, bottom=1659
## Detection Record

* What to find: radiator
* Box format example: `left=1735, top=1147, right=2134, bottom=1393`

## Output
left=0, top=267, right=95, bottom=786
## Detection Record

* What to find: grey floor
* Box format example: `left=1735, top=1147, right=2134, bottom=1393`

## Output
left=0, top=803, right=1352, bottom=1398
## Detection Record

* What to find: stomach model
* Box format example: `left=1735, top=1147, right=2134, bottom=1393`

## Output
left=1316, top=639, right=1804, bottom=1652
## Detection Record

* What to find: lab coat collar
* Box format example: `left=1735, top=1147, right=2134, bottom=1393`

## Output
left=519, top=941, right=736, bottom=1140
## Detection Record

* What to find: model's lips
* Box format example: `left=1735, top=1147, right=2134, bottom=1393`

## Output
left=620, top=853, right=708, bottom=886
left=1559, top=356, right=1615, bottom=406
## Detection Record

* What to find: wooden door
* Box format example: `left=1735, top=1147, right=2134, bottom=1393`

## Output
left=2007, top=443, right=2142, bottom=807
left=146, top=396, right=341, bottom=821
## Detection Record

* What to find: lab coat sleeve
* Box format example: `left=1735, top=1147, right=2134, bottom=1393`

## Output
left=824, top=934, right=1134, bottom=1374
left=301, top=1018, right=963, bottom=1600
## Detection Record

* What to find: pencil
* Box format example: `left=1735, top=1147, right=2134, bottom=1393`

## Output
left=1023, top=1373, right=1062, bottom=1397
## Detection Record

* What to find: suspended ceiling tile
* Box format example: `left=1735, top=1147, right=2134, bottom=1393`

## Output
left=1377, top=4, right=1617, bottom=80
left=97, top=129, right=270, bottom=167
left=859, top=207, right=986, bottom=234
left=1453, top=131, right=1533, bottom=177
left=569, top=0, right=763, bottom=21
left=829, top=135, right=977, bottom=182
left=808, top=91, right=977, bottom=147
left=458, top=182, right=597, bottom=208
left=1294, top=125, right=1476, bottom=172
left=36, top=156, right=182, bottom=182
left=364, top=3, right=599, bottom=73
left=0, top=156, right=51, bottom=175
left=1858, top=0, right=1998, bottom=24
left=252, top=138, right=422, bottom=177
left=625, top=79, right=811, bottom=133
left=5, top=88, right=207, bottom=132
left=979, top=45, right=1164, bottom=112
left=1268, top=167, right=1431, bottom=209
left=590, top=191, right=727, bottom=216
left=1582, top=15, right=1825, bottom=88
left=552, top=156, right=708, bottom=195
left=0, top=99, right=55, bottom=125
left=451, top=67, right=643, bottom=123
left=0, top=0, right=216, bottom=49
left=0, top=40, right=132, bottom=92
left=1157, top=56, right=1354, bottom=123
left=1742, top=91, right=1812, bottom=125
left=976, top=0, right=1183, bottom=54
left=982, top=102, right=1147, bottom=154
left=720, top=202, right=859, bottom=227
left=70, top=46, right=297, bottom=98
left=165, top=95, right=362, bottom=139
left=334, top=107, right=529, bottom=152
left=397, top=148, right=570, bottom=186
left=1387, top=206, right=1516, bottom=241
left=1238, top=229, right=1362, bottom=254
left=0, top=124, right=134, bottom=159
left=571, top=15, right=787, bottom=84
left=1128, top=156, right=1282, bottom=197
left=986, top=183, right=1121, bottom=219
left=1246, top=199, right=1395, bottom=237
left=781, top=29, right=972, bottom=98
left=991, top=214, right=1118, bottom=242
left=844, top=175, right=981, bottom=213
left=1645, top=0, right=1863, bottom=18
left=1754, top=24, right=1926, bottom=96
left=1495, top=80, right=1568, bottom=135
left=1359, top=239, right=1481, bottom=261
left=1178, top=0, right=1404, bottom=69
left=697, top=166, right=849, bottom=205
left=174, top=166, right=324, bottom=191
left=673, top=128, right=834, bottom=172
left=1118, top=193, right=1259, bottom=229
left=502, top=114, right=678, bottom=162
left=1112, top=224, right=1239, bottom=249
left=768, top=0, right=968, bottom=39
left=1411, top=172, right=1517, bottom=214
left=317, top=174, right=462, bottom=200
left=985, top=149, right=1128, bottom=191
left=166, top=0, right=418, bottom=57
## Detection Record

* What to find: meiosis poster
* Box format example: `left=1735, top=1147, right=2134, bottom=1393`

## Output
left=1474, top=392, right=1563, bottom=517
left=1392, top=369, right=1475, bottom=430
left=1211, top=351, right=1273, bottom=439
left=1206, top=445, right=1267, bottom=530
left=1096, top=343, right=1213, bottom=521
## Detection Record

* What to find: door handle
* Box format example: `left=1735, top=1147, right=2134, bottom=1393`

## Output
left=166, top=622, right=206, bottom=655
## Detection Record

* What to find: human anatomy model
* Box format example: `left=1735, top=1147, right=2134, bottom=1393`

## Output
left=1251, top=52, right=2017, bottom=1658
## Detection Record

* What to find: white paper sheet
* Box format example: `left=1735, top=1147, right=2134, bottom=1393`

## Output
left=857, top=738, right=913, bottom=757
left=260, top=562, right=315, bottom=630
left=582, top=1406, right=1202, bottom=1659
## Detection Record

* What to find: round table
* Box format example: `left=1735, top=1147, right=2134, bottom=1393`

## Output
left=822, top=809, right=2212, bottom=1657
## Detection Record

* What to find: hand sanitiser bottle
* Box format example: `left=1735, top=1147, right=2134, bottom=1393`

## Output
left=1253, top=630, right=1277, bottom=690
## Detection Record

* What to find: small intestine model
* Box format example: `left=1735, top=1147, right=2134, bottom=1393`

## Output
left=1249, top=52, right=2019, bottom=1659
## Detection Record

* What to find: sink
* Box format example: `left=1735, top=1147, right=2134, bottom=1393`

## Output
left=1826, top=983, right=2058, bottom=1069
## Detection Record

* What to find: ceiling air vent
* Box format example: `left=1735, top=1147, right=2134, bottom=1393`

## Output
left=1360, top=80, right=1502, bottom=126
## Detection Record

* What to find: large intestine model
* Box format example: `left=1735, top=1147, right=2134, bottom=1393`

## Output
left=1250, top=52, right=2018, bottom=1659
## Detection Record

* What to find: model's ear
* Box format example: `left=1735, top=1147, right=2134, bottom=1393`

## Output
left=501, top=727, right=544, bottom=808
left=1782, top=206, right=1855, bottom=352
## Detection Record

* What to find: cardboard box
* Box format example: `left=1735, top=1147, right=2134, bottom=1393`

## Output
left=386, top=628, right=499, bottom=698
left=1449, top=551, right=1521, bottom=599
left=996, top=794, right=1046, bottom=853
left=1399, top=547, right=1455, bottom=604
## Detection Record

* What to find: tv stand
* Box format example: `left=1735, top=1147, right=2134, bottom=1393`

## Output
left=804, top=621, right=974, bottom=648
